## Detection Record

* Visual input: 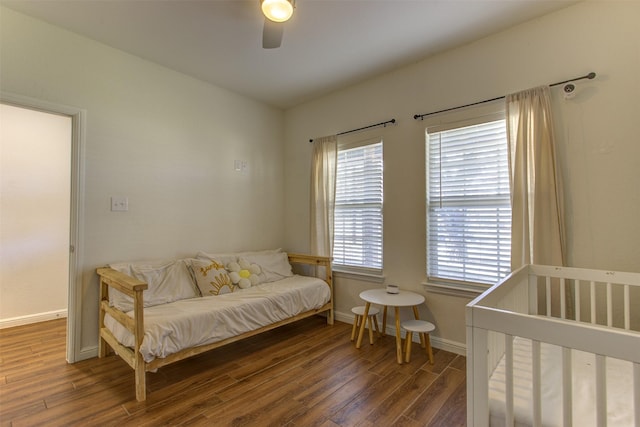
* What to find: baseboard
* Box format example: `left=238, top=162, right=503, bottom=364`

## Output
left=0, top=309, right=68, bottom=329
left=77, top=345, right=99, bottom=362
left=429, top=335, right=466, bottom=355
left=334, top=309, right=466, bottom=356
left=334, top=310, right=355, bottom=325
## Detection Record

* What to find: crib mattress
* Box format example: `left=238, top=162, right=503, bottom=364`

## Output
left=104, top=275, right=331, bottom=363
left=489, top=336, right=635, bottom=427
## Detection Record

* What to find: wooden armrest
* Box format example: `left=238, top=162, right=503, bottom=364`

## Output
left=287, top=253, right=332, bottom=266
left=97, top=267, right=148, bottom=297
left=287, top=253, right=334, bottom=325
left=97, top=267, right=147, bottom=362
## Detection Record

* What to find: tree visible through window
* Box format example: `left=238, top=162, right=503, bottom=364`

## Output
left=426, top=119, right=511, bottom=286
left=333, top=140, right=383, bottom=271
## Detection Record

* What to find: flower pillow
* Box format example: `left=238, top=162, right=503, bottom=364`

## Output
left=190, top=258, right=235, bottom=296
left=227, top=258, right=263, bottom=289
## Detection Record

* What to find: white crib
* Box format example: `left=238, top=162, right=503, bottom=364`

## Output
left=466, top=264, right=640, bottom=427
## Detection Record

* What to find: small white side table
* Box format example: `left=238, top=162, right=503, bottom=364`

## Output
left=356, top=288, right=425, bottom=364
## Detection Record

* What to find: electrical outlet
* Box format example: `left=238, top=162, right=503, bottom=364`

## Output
left=111, top=196, right=128, bottom=212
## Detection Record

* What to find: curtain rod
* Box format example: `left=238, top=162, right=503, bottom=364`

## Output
left=309, top=118, right=396, bottom=143
left=413, top=72, right=596, bottom=121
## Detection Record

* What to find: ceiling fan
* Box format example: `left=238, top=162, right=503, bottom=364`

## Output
left=261, top=0, right=295, bottom=49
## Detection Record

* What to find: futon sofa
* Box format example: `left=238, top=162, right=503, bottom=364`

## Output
left=97, top=249, right=333, bottom=401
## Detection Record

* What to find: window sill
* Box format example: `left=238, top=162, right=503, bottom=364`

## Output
left=334, top=268, right=385, bottom=284
left=421, top=281, right=488, bottom=299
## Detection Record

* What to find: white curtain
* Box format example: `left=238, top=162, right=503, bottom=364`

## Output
left=310, top=135, right=337, bottom=257
left=506, top=86, right=566, bottom=270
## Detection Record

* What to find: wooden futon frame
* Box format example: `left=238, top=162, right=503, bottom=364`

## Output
left=97, top=253, right=333, bottom=401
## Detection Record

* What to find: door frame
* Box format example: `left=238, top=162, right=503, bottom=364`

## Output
left=1, top=92, right=86, bottom=363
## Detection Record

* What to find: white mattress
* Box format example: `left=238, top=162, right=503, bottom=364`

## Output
left=104, top=275, right=331, bottom=363
left=489, top=337, right=635, bottom=427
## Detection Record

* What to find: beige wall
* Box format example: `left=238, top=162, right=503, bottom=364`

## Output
left=284, top=1, right=640, bottom=348
left=1, top=7, right=286, bottom=358
left=0, top=104, right=71, bottom=323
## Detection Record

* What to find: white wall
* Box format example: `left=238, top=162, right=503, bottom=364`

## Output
left=284, top=1, right=640, bottom=348
left=0, top=7, right=286, bottom=357
left=0, top=104, right=71, bottom=324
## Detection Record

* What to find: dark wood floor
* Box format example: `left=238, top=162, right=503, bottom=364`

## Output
left=0, top=317, right=466, bottom=426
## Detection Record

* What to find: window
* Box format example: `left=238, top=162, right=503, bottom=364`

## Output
left=426, top=117, right=511, bottom=287
left=333, top=139, right=383, bottom=272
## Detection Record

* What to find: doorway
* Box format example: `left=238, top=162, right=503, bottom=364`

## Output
left=1, top=103, right=71, bottom=325
left=0, top=93, right=85, bottom=363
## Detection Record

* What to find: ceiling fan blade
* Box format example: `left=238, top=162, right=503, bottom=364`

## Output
left=262, top=18, right=284, bottom=49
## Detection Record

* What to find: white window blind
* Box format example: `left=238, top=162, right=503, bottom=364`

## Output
left=333, top=141, right=383, bottom=271
left=426, top=119, right=511, bottom=286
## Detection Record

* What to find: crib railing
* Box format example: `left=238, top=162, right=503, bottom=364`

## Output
left=466, top=264, right=640, bottom=427
left=530, top=265, right=639, bottom=330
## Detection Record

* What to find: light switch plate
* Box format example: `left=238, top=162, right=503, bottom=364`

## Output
left=234, top=159, right=248, bottom=173
left=111, top=196, right=128, bottom=212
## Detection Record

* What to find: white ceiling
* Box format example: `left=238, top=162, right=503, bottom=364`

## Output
left=2, top=0, right=577, bottom=109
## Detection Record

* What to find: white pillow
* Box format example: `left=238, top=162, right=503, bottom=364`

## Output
left=195, top=251, right=240, bottom=266
left=238, top=248, right=283, bottom=256
left=108, top=259, right=199, bottom=312
left=190, top=258, right=235, bottom=296
left=196, top=248, right=283, bottom=267
left=241, top=251, right=293, bottom=283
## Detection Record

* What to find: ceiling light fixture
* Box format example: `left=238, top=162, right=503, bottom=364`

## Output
left=261, top=0, right=295, bottom=23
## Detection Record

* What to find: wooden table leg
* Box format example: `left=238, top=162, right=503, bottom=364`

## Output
left=355, top=302, right=370, bottom=349
left=382, top=305, right=388, bottom=336
left=412, top=306, right=426, bottom=347
left=395, top=307, right=403, bottom=364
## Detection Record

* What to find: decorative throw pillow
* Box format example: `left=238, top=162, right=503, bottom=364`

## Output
left=190, top=259, right=235, bottom=296
left=227, top=258, right=263, bottom=289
